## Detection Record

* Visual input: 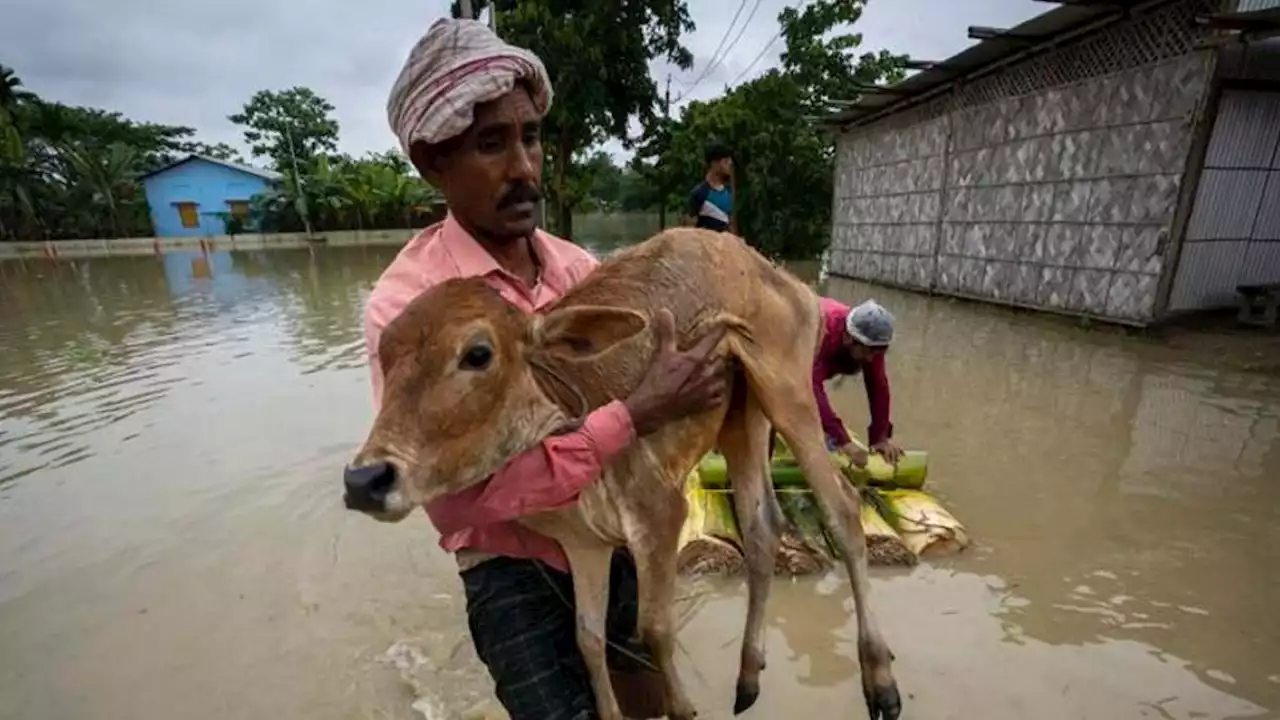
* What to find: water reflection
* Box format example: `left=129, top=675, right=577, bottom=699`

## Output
left=0, top=245, right=1276, bottom=719
left=0, top=247, right=401, bottom=488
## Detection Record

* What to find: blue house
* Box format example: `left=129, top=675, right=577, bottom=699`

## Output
left=139, top=154, right=282, bottom=237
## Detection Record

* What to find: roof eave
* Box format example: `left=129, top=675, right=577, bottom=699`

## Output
left=811, top=0, right=1182, bottom=133
left=138, top=154, right=283, bottom=183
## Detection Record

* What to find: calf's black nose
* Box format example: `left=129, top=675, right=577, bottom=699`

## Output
left=343, top=461, right=395, bottom=513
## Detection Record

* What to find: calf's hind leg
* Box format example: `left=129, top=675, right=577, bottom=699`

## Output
left=716, top=383, right=780, bottom=714
left=742, top=348, right=901, bottom=717
left=760, top=377, right=901, bottom=720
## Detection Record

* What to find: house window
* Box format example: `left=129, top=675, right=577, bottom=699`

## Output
left=175, top=202, right=200, bottom=229
left=227, top=200, right=251, bottom=218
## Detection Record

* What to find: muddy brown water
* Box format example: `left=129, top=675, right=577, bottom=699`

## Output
left=1, top=242, right=1278, bottom=720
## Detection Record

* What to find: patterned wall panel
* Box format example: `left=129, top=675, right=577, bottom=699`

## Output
left=829, top=0, right=1216, bottom=324
left=829, top=115, right=948, bottom=290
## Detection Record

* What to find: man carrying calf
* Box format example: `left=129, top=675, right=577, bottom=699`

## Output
left=362, top=18, right=726, bottom=719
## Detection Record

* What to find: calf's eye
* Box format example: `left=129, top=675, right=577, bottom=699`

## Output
left=459, top=343, right=493, bottom=370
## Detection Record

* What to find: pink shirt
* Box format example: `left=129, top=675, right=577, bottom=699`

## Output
left=362, top=214, right=635, bottom=573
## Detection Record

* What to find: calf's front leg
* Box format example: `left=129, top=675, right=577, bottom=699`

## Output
left=560, top=542, right=625, bottom=720
left=628, top=486, right=697, bottom=720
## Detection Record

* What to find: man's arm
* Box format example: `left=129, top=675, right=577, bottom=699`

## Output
left=427, top=401, right=632, bottom=535
left=684, top=183, right=706, bottom=228
left=728, top=186, right=739, bottom=235
left=862, top=352, right=894, bottom=446
left=813, top=362, right=853, bottom=448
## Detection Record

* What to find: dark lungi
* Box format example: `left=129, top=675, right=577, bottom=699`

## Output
left=462, top=550, right=652, bottom=720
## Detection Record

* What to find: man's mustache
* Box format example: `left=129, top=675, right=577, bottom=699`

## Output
left=497, top=182, right=542, bottom=209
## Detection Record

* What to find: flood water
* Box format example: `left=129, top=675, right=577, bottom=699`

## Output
left=1, top=236, right=1278, bottom=720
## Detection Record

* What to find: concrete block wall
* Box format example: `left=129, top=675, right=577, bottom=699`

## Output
left=830, top=113, right=948, bottom=292
left=0, top=230, right=415, bottom=260
left=828, top=0, right=1217, bottom=324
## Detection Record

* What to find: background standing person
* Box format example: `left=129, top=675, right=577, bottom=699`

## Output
left=362, top=17, right=727, bottom=720
left=684, top=142, right=736, bottom=234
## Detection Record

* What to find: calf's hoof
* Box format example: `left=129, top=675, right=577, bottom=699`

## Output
left=610, top=666, right=666, bottom=719
left=668, top=707, right=698, bottom=720
left=733, top=680, right=759, bottom=715
left=862, top=681, right=902, bottom=720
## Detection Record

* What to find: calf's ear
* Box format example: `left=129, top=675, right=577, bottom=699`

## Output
left=534, top=306, right=649, bottom=359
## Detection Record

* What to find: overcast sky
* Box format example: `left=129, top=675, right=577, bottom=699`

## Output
left=2, top=0, right=1043, bottom=165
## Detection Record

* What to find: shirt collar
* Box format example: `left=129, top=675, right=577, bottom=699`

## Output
left=439, top=212, right=573, bottom=294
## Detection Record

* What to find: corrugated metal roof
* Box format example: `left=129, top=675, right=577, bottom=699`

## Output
left=138, top=154, right=283, bottom=182
left=817, top=0, right=1171, bottom=131
left=1236, top=0, right=1280, bottom=12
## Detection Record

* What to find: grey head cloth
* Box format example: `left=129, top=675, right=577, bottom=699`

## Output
left=846, top=299, right=895, bottom=347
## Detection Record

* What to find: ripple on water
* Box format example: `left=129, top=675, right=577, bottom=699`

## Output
left=0, top=277, right=281, bottom=487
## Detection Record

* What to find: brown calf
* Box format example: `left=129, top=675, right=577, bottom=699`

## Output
left=343, top=228, right=901, bottom=720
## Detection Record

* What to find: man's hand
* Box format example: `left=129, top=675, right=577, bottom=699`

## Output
left=870, top=439, right=903, bottom=466
left=625, top=309, right=729, bottom=437
left=840, top=443, right=869, bottom=469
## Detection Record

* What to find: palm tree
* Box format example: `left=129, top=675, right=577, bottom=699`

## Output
left=58, top=142, right=140, bottom=238
left=0, top=66, right=36, bottom=157
left=304, top=155, right=351, bottom=230
left=0, top=65, right=39, bottom=239
left=0, top=65, right=36, bottom=118
left=378, top=169, right=437, bottom=228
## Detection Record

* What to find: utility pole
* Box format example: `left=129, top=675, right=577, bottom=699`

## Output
left=459, top=0, right=473, bottom=19
left=659, top=73, right=671, bottom=230
left=284, top=123, right=313, bottom=240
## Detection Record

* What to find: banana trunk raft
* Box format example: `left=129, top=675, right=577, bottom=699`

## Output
left=677, top=440, right=970, bottom=577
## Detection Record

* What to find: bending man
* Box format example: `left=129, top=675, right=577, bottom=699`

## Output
left=772, top=298, right=903, bottom=467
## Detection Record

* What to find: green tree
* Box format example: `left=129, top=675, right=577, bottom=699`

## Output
left=247, top=150, right=440, bottom=234
left=22, top=101, right=199, bottom=172
left=777, top=0, right=906, bottom=108
left=452, top=0, right=694, bottom=239
left=0, top=74, right=441, bottom=242
left=639, top=0, right=905, bottom=260
left=192, top=141, right=245, bottom=163
left=228, top=87, right=340, bottom=172
left=0, top=70, right=262, bottom=241
left=58, top=142, right=141, bottom=238
left=0, top=82, right=200, bottom=240
left=0, top=65, right=37, bottom=239
left=0, top=65, right=35, bottom=163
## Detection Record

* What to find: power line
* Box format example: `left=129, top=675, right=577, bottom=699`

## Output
left=727, top=0, right=815, bottom=88
left=683, top=0, right=748, bottom=92
left=727, top=29, right=781, bottom=87
left=720, top=0, right=767, bottom=70
left=674, top=0, right=765, bottom=103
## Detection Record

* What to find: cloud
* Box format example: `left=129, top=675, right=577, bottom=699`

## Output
left=3, top=0, right=1042, bottom=166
